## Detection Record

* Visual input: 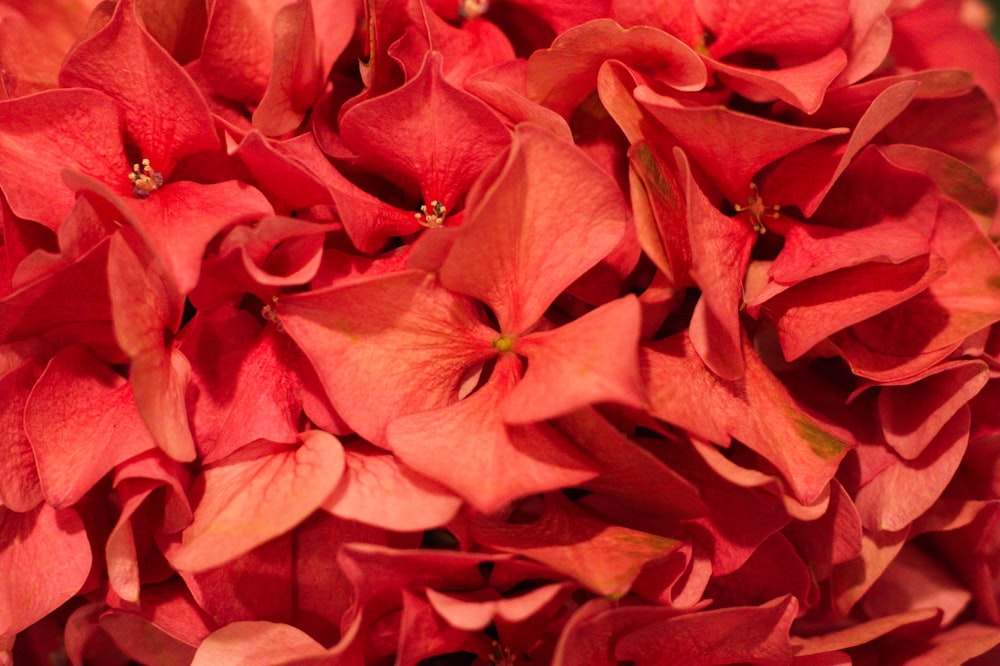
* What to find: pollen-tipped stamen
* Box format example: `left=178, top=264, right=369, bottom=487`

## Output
left=734, top=182, right=779, bottom=234
left=415, top=200, right=447, bottom=228
left=491, top=334, right=515, bottom=353
left=458, top=0, right=489, bottom=20
left=128, top=158, right=164, bottom=198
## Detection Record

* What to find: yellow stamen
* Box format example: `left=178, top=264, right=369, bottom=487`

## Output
left=491, top=334, right=515, bottom=353
left=734, top=182, right=779, bottom=234
left=458, top=0, right=489, bottom=19
left=128, top=158, right=164, bottom=198
left=414, top=200, right=447, bottom=228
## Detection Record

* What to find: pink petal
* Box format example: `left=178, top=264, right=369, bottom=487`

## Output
left=388, top=354, right=599, bottom=513
left=643, top=332, right=853, bottom=504
left=339, top=50, right=510, bottom=211
left=425, top=584, right=571, bottom=632
left=191, top=622, right=326, bottom=666
left=526, top=19, right=706, bottom=118
left=636, top=86, right=846, bottom=203
left=166, top=431, right=345, bottom=572
left=323, top=443, right=463, bottom=532
left=59, top=0, right=220, bottom=175
left=440, top=123, right=627, bottom=334
left=0, top=503, right=91, bottom=636
left=24, top=345, right=156, bottom=508
left=276, top=270, right=496, bottom=445
left=503, top=295, right=645, bottom=423
left=0, top=88, right=127, bottom=231
left=471, top=493, right=680, bottom=599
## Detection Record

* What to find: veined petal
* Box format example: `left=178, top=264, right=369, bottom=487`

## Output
left=276, top=270, right=496, bottom=445
left=642, top=331, right=853, bottom=504
left=59, top=0, right=220, bottom=176
left=167, top=431, right=346, bottom=573
left=440, top=123, right=628, bottom=334
left=388, top=354, right=600, bottom=514
left=503, top=295, right=645, bottom=423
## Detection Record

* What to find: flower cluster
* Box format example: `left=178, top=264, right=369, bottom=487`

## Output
left=2, top=0, right=1000, bottom=663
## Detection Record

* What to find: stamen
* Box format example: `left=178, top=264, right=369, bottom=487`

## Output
left=488, top=640, right=516, bottom=666
left=491, top=334, right=515, bottom=353
left=128, top=158, right=164, bottom=198
left=414, top=200, right=447, bottom=228
left=458, top=0, right=489, bottom=19
left=734, top=182, right=779, bottom=234
left=261, top=296, right=284, bottom=332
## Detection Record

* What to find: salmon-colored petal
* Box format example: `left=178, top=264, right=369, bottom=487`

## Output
left=323, top=442, right=462, bottom=531
left=167, top=431, right=345, bottom=572
left=59, top=0, right=220, bottom=176
left=0, top=503, right=92, bottom=636
left=441, top=123, right=627, bottom=334
left=472, top=493, right=680, bottom=599
left=0, top=345, right=46, bottom=511
left=191, top=621, right=326, bottom=666
left=389, top=354, right=599, bottom=513
left=24, top=345, right=156, bottom=508
left=276, top=270, right=496, bottom=445
left=503, top=295, right=644, bottom=423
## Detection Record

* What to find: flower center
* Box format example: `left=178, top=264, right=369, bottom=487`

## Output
left=734, top=182, right=779, bottom=234
left=415, top=200, right=447, bottom=228
left=458, top=0, right=489, bottom=19
left=491, top=334, right=515, bottom=353
left=128, top=158, right=164, bottom=198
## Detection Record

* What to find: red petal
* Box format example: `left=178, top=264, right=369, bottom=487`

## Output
left=792, top=607, right=940, bottom=656
left=644, top=332, right=853, bottom=504
left=783, top=480, right=862, bottom=581
left=706, top=532, right=814, bottom=611
left=108, top=230, right=194, bottom=461
left=252, top=0, right=323, bottom=136
left=696, top=0, right=850, bottom=60
left=855, top=407, right=971, bottom=532
left=25, top=345, right=156, bottom=508
left=711, top=48, right=848, bottom=114
left=167, top=431, right=345, bottom=572
left=472, top=493, right=680, bottom=599
left=181, top=306, right=303, bottom=463
left=0, top=344, right=46, bottom=511
left=276, top=270, right=496, bottom=445
left=679, top=149, right=756, bottom=380
left=636, top=86, right=846, bottom=203
left=613, top=595, right=796, bottom=663
left=878, top=360, right=990, bottom=460
left=389, top=354, right=599, bottom=513
left=0, top=88, right=127, bottom=231
left=555, top=408, right=708, bottom=520
left=59, top=0, right=220, bottom=175
left=323, top=443, right=462, bottom=531
left=191, top=622, right=326, bottom=666
left=527, top=19, right=706, bottom=118
left=0, top=504, right=92, bottom=636
left=339, top=51, right=510, bottom=211
left=503, top=295, right=645, bottom=423
left=440, top=123, right=627, bottom=334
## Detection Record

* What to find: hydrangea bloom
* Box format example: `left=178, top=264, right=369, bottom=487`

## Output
left=2, top=0, right=1000, bottom=664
